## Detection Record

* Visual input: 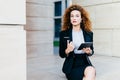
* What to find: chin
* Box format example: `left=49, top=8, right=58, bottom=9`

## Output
left=73, top=24, right=79, bottom=26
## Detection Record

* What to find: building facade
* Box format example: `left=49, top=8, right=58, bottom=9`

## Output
left=26, top=0, right=120, bottom=58
left=73, top=0, right=120, bottom=57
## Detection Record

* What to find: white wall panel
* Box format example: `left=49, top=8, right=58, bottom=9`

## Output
left=94, top=29, right=113, bottom=56
left=0, top=25, right=26, bottom=80
left=0, top=0, right=25, bottom=24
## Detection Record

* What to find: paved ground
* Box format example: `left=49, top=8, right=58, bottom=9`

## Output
left=27, top=53, right=120, bottom=80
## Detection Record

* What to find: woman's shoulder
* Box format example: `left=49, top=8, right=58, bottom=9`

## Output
left=83, top=30, right=93, bottom=38
left=83, top=30, right=93, bottom=35
left=88, top=31, right=93, bottom=35
left=59, top=29, right=71, bottom=38
left=60, top=29, right=70, bottom=34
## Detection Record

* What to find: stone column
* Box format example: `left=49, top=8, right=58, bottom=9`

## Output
left=26, top=0, right=54, bottom=58
left=0, top=0, right=26, bottom=80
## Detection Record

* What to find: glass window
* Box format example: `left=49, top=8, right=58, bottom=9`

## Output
left=65, top=0, right=67, bottom=8
left=54, top=1, right=61, bottom=16
left=54, top=0, right=68, bottom=54
left=54, top=18, right=61, bottom=38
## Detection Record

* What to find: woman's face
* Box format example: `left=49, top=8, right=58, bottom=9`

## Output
left=70, top=10, right=82, bottom=26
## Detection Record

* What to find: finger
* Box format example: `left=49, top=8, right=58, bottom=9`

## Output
left=86, top=47, right=90, bottom=50
left=86, top=48, right=90, bottom=50
left=69, top=42, right=74, bottom=47
left=82, top=48, right=86, bottom=50
left=67, top=40, right=70, bottom=43
left=69, top=42, right=73, bottom=45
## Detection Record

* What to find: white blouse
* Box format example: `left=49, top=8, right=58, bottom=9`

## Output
left=72, top=30, right=85, bottom=54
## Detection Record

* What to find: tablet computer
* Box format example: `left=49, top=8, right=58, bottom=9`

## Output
left=78, top=42, right=93, bottom=50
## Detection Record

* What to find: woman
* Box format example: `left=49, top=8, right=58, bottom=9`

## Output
left=59, top=4, right=96, bottom=80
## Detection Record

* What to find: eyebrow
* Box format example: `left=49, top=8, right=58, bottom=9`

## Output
left=70, top=14, right=80, bottom=15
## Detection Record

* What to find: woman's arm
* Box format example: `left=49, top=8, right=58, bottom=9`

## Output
left=86, top=32, right=94, bottom=56
left=59, top=32, right=68, bottom=58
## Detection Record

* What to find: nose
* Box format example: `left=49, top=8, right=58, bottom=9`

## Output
left=73, top=16, right=76, bottom=19
left=73, top=16, right=78, bottom=20
left=73, top=18, right=76, bottom=21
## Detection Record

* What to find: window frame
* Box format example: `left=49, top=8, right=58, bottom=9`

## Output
left=54, top=0, right=72, bottom=39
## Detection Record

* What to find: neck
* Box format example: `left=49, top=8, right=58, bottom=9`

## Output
left=73, top=25, right=81, bottom=31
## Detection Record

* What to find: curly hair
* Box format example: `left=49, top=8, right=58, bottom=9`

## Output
left=61, top=4, right=92, bottom=32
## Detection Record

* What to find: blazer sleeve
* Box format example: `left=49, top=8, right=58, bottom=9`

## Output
left=87, top=32, right=94, bottom=56
left=59, top=31, right=68, bottom=58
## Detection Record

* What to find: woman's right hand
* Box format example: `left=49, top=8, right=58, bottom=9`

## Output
left=65, top=41, right=74, bottom=55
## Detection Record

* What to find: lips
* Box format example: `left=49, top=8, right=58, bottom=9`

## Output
left=73, top=21, right=77, bottom=23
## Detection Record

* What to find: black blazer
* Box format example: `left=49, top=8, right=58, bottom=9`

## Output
left=59, top=28, right=94, bottom=58
left=59, top=28, right=94, bottom=74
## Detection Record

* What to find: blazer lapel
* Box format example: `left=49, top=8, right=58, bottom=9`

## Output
left=83, top=30, right=90, bottom=42
left=83, top=30, right=86, bottom=42
left=68, top=29, right=72, bottom=42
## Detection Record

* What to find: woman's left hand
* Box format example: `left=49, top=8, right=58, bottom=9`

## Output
left=82, top=47, right=92, bottom=54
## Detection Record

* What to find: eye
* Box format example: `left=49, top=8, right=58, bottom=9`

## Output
left=70, top=15, right=74, bottom=17
left=76, top=14, right=80, bottom=17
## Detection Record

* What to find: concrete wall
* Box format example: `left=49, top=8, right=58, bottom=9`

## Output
left=0, top=0, right=26, bottom=80
left=73, top=0, right=120, bottom=57
left=26, top=0, right=54, bottom=58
